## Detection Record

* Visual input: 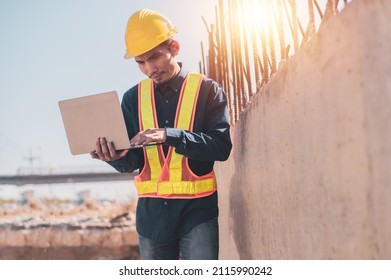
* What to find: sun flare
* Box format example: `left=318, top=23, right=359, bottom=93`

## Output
left=240, top=0, right=272, bottom=32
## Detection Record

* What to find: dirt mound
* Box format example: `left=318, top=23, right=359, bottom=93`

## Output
left=0, top=198, right=139, bottom=260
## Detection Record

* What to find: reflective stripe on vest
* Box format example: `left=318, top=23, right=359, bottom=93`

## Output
left=134, top=73, right=217, bottom=198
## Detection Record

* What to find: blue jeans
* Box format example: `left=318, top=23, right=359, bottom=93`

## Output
left=138, top=218, right=219, bottom=260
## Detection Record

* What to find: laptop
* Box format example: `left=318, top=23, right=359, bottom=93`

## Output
left=59, top=91, right=130, bottom=155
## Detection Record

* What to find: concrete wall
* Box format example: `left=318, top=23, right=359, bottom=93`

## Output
left=215, top=0, right=391, bottom=259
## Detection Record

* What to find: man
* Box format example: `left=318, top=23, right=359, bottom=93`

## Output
left=90, top=9, right=232, bottom=260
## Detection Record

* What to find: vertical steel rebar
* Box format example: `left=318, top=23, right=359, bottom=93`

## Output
left=228, top=0, right=239, bottom=121
left=268, top=2, right=277, bottom=74
left=208, top=24, right=216, bottom=81
left=307, top=0, right=316, bottom=38
left=200, top=41, right=206, bottom=75
left=200, top=0, right=347, bottom=123
left=234, top=0, right=244, bottom=114
left=276, top=0, right=287, bottom=60
left=261, top=34, right=269, bottom=85
left=282, top=0, right=294, bottom=48
left=289, top=0, right=300, bottom=53
left=214, top=6, right=222, bottom=84
left=219, top=0, right=234, bottom=123
left=313, top=0, right=324, bottom=19
left=241, top=1, right=252, bottom=102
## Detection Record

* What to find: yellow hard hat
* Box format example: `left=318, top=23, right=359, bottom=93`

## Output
left=124, top=9, right=178, bottom=59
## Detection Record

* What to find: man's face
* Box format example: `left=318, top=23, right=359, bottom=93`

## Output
left=135, top=42, right=179, bottom=85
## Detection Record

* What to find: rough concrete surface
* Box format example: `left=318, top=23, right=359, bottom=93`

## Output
left=215, top=0, right=391, bottom=259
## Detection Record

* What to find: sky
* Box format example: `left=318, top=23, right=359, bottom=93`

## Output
left=0, top=0, right=218, bottom=175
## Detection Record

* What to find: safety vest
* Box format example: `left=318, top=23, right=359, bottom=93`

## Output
left=134, top=73, right=217, bottom=199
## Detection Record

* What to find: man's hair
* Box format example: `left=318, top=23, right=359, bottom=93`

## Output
left=159, top=38, right=174, bottom=48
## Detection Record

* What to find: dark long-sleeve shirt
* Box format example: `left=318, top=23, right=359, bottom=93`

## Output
left=109, top=65, right=232, bottom=241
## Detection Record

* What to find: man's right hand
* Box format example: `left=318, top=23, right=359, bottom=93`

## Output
left=90, top=137, right=129, bottom=162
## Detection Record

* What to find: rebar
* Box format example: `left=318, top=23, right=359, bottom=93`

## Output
left=201, top=0, right=350, bottom=124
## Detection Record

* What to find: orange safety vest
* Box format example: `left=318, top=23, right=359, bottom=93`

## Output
left=134, top=73, right=217, bottom=199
